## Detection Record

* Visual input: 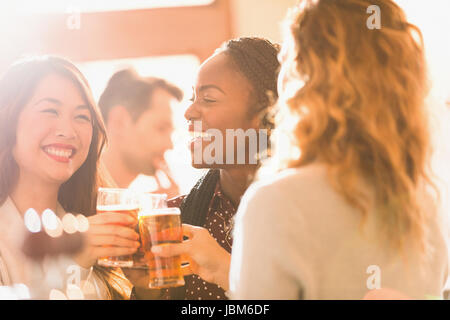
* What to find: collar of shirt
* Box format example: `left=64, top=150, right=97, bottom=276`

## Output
left=209, top=180, right=237, bottom=216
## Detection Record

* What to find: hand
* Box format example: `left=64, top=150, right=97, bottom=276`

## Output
left=73, top=212, right=140, bottom=269
left=151, top=224, right=231, bottom=290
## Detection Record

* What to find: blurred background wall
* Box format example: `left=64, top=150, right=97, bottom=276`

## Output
left=230, top=0, right=297, bottom=43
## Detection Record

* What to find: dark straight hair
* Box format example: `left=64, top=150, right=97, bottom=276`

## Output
left=0, top=55, right=133, bottom=299
left=0, top=55, right=106, bottom=214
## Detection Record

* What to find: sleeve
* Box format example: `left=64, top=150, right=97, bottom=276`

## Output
left=130, top=287, right=169, bottom=300
left=0, top=254, right=10, bottom=286
left=81, top=267, right=111, bottom=299
left=228, top=183, right=311, bottom=300
left=167, top=195, right=186, bottom=208
left=61, top=257, right=110, bottom=300
left=0, top=244, right=13, bottom=286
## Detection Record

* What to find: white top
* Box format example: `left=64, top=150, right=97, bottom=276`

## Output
left=229, top=163, right=449, bottom=299
left=0, top=197, right=109, bottom=299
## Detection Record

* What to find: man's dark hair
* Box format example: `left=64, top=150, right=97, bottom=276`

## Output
left=98, top=68, right=183, bottom=124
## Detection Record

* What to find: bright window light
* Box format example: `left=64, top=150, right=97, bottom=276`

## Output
left=0, top=0, right=215, bottom=15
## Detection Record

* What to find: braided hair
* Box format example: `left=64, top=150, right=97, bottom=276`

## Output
left=216, top=37, right=281, bottom=132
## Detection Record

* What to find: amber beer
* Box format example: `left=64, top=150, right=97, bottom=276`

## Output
left=96, top=188, right=139, bottom=268
left=139, top=207, right=185, bottom=288
left=132, top=193, right=168, bottom=269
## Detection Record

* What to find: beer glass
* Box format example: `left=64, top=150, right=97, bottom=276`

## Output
left=97, top=188, right=139, bottom=268
left=139, top=207, right=185, bottom=288
left=132, top=193, right=168, bottom=269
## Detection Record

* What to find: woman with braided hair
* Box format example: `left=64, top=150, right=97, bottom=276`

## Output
left=126, top=37, right=280, bottom=300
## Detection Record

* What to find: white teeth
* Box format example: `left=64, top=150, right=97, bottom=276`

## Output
left=190, top=131, right=213, bottom=139
left=44, top=147, right=73, bottom=159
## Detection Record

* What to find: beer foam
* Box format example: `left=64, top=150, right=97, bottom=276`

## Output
left=139, top=207, right=180, bottom=218
left=97, top=204, right=139, bottom=212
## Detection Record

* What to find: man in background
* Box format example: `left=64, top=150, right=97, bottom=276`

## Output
left=98, top=69, right=182, bottom=198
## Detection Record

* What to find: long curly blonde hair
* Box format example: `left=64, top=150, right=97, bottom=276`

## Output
left=274, top=0, right=435, bottom=254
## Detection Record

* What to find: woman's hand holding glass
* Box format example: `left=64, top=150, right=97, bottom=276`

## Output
left=74, top=212, right=140, bottom=269
left=151, top=224, right=231, bottom=290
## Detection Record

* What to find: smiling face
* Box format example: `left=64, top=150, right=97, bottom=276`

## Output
left=12, top=73, right=93, bottom=186
left=186, top=52, right=259, bottom=168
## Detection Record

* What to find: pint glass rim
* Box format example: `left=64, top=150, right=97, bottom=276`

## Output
left=139, top=192, right=168, bottom=199
left=98, top=187, right=132, bottom=193
left=139, top=206, right=180, bottom=217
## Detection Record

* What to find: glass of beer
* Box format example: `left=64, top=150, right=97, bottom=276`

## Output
left=132, top=193, right=168, bottom=269
left=139, top=207, right=185, bottom=288
left=97, top=188, right=139, bottom=268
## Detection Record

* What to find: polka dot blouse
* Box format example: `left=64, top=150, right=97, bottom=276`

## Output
left=165, top=181, right=236, bottom=300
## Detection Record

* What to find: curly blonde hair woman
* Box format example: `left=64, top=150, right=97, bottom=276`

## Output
left=229, top=0, right=448, bottom=299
